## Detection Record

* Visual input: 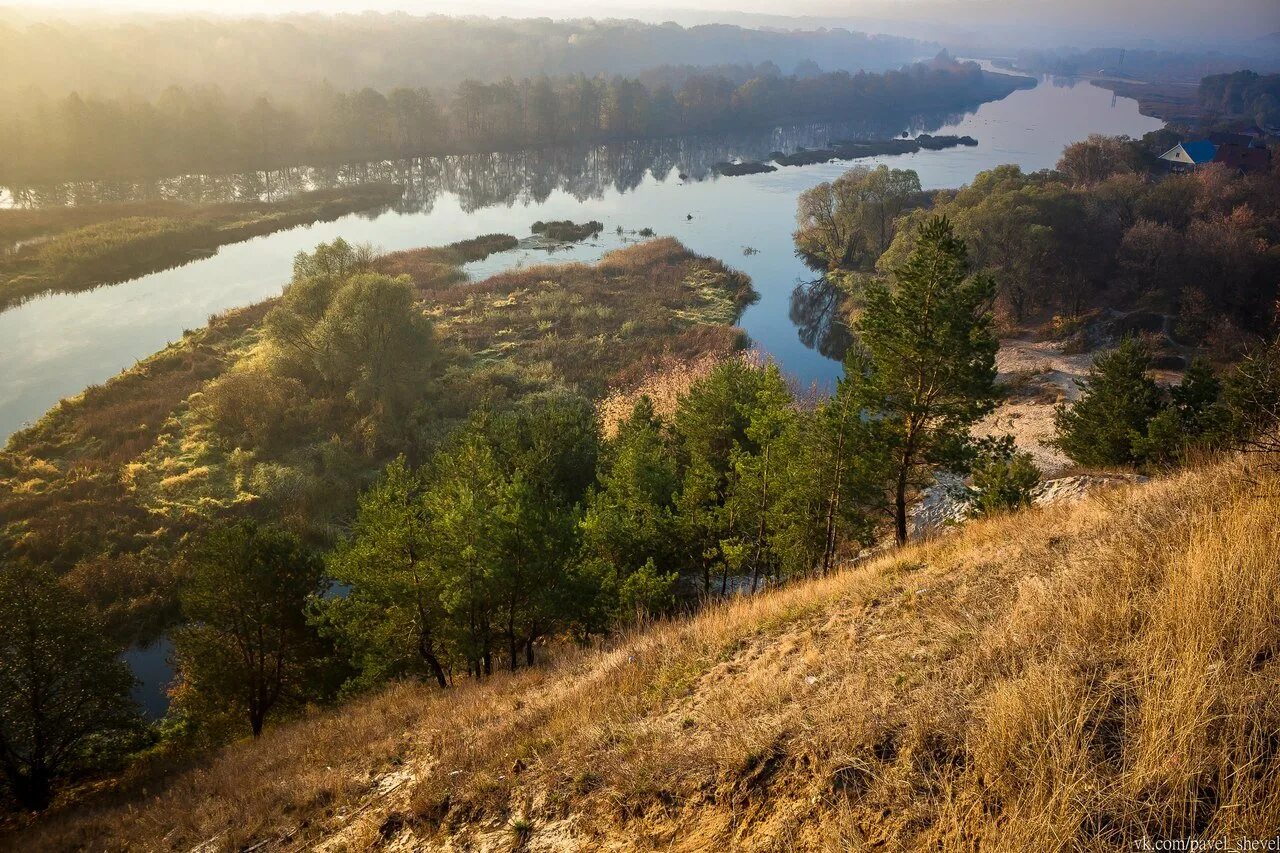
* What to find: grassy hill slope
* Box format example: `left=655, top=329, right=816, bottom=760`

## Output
left=17, top=455, right=1280, bottom=851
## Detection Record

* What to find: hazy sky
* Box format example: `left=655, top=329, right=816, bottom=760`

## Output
left=8, top=0, right=1280, bottom=45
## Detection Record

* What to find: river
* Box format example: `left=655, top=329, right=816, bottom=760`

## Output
left=0, top=69, right=1162, bottom=446
left=0, top=69, right=1162, bottom=717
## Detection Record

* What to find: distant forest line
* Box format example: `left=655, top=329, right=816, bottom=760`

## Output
left=0, top=58, right=1026, bottom=184
left=1007, top=46, right=1280, bottom=83
left=0, top=12, right=927, bottom=97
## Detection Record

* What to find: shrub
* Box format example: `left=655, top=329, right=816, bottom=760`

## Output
left=968, top=446, right=1041, bottom=516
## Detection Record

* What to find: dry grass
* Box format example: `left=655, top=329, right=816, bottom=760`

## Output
left=420, top=238, right=753, bottom=395
left=598, top=350, right=739, bottom=438
left=13, top=453, right=1280, bottom=851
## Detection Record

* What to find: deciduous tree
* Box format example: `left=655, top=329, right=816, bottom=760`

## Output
left=0, top=561, right=139, bottom=810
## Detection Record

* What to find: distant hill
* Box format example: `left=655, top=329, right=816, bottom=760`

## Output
left=17, top=454, right=1280, bottom=849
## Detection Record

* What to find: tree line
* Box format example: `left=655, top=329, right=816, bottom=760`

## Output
left=792, top=154, right=1280, bottom=477
left=795, top=140, right=1280, bottom=354
left=0, top=12, right=925, bottom=100
left=0, top=60, right=1008, bottom=183
left=1199, top=70, right=1280, bottom=127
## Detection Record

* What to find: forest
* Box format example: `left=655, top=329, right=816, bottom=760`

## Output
left=792, top=137, right=1280, bottom=361
left=1006, top=46, right=1280, bottom=82
left=1198, top=69, right=1280, bottom=125
left=0, top=56, right=1023, bottom=183
left=0, top=12, right=928, bottom=97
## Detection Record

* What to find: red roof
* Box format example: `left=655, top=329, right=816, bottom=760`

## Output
left=1213, top=144, right=1272, bottom=174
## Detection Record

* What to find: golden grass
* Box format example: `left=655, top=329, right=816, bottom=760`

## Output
left=14, top=453, right=1280, bottom=850
left=598, top=350, right=739, bottom=438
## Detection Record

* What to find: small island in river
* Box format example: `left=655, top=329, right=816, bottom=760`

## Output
left=713, top=133, right=980, bottom=176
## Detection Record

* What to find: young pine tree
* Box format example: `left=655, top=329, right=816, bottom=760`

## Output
left=1136, top=358, right=1229, bottom=466
left=778, top=359, right=893, bottom=575
left=1053, top=337, right=1164, bottom=469
left=724, top=362, right=795, bottom=592
left=325, top=457, right=452, bottom=689
left=853, top=215, right=998, bottom=544
left=484, top=394, right=598, bottom=668
left=580, top=396, right=683, bottom=623
left=673, top=360, right=767, bottom=593
left=967, top=438, right=1042, bottom=517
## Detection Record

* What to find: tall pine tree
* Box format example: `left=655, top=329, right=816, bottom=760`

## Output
left=852, top=215, right=998, bottom=544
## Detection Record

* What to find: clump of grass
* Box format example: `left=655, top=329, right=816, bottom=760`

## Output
left=531, top=220, right=603, bottom=242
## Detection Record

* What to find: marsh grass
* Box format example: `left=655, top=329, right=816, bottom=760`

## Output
left=419, top=238, right=753, bottom=395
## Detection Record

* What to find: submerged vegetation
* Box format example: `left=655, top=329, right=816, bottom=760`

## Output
left=0, top=184, right=404, bottom=310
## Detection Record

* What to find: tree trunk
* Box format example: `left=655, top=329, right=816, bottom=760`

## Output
left=894, top=464, right=910, bottom=546
left=425, top=651, right=448, bottom=689
left=508, top=611, right=519, bottom=672
left=822, top=400, right=851, bottom=575
left=525, top=637, right=535, bottom=667
left=14, top=765, right=52, bottom=811
left=751, top=446, right=771, bottom=593
left=419, top=635, right=449, bottom=688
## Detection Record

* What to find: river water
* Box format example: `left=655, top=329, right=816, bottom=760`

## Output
left=0, top=70, right=1162, bottom=446
left=0, top=71, right=1162, bottom=717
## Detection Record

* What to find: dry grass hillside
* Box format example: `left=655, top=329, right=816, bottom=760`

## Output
left=16, top=454, right=1280, bottom=851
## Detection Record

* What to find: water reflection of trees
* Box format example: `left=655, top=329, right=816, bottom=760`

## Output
left=2, top=108, right=969, bottom=213
left=789, top=277, right=853, bottom=362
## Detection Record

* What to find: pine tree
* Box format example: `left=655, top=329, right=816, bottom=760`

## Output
left=724, top=362, right=795, bottom=592
left=853, top=215, right=998, bottom=544
left=174, top=521, right=325, bottom=737
left=778, top=357, right=892, bottom=575
left=581, top=397, right=682, bottom=622
left=673, top=360, right=766, bottom=592
left=325, top=457, right=452, bottom=689
left=1054, top=337, right=1164, bottom=468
